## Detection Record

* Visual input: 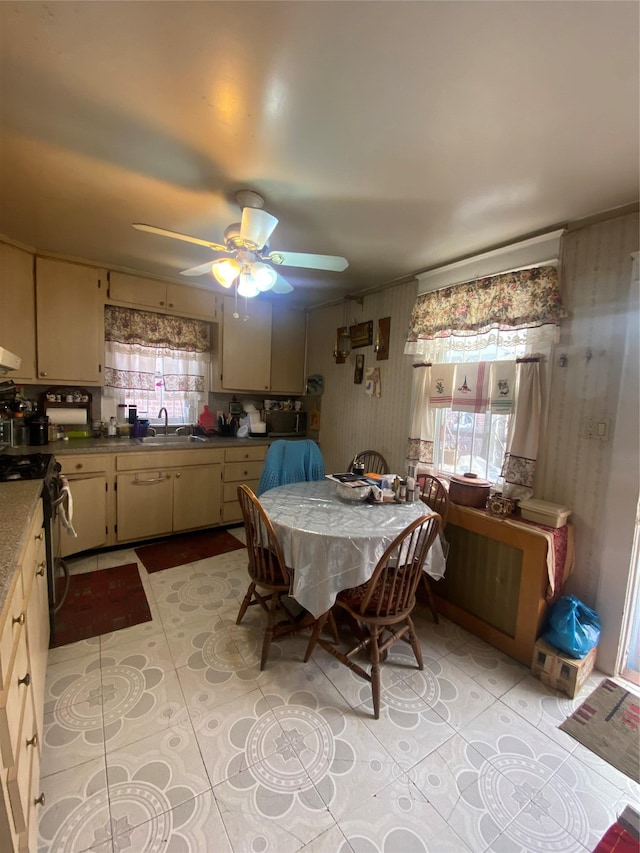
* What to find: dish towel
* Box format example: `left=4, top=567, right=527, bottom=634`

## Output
left=489, top=361, right=516, bottom=414
left=452, top=362, right=490, bottom=413
left=429, top=363, right=455, bottom=408
left=58, top=475, right=78, bottom=538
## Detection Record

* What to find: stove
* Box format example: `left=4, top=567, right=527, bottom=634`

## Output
left=0, top=452, right=55, bottom=481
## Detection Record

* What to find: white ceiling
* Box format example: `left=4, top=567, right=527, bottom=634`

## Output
left=0, top=1, right=638, bottom=309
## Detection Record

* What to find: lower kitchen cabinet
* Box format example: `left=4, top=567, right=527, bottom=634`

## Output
left=115, top=449, right=224, bottom=543
left=222, top=445, right=267, bottom=523
left=57, top=455, right=114, bottom=557
left=0, top=500, right=49, bottom=852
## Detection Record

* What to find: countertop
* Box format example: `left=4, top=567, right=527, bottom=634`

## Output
left=1, top=435, right=272, bottom=456
left=0, top=479, right=44, bottom=612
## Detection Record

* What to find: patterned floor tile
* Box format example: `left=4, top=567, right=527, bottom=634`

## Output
left=213, top=751, right=334, bottom=852
left=106, top=722, right=211, bottom=832
left=299, top=823, right=352, bottom=852
left=444, top=635, right=530, bottom=698
left=37, top=756, right=110, bottom=853
left=96, top=547, right=140, bottom=570
left=41, top=705, right=105, bottom=778
left=412, top=611, right=476, bottom=658
left=44, top=652, right=104, bottom=716
left=65, top=553, right=99, bottom=575
left=111, top=789, right=232, bottom=852
left=151, top=561, right=243, bottom=629
left=176, top=650, right=261, bottom=716
left=403, top=653, right=496, bottom=731
left=47, top=635, right=101, bottom=666
left=338, top=774, right=473, bottom=852
left=99, top=620, right=173, bottom=668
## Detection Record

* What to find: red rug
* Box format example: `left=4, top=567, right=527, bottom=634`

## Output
left=51, top=563, right=151, bottom=648
left=135, top=528, right=245, bottom=573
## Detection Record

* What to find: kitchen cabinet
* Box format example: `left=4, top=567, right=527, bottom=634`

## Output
left=115, top=448, right=223, bottom=543
left=0, top=501, right=48, bottom=852
left=222, top=444, right=267, bottom=523
left=56, top=455, right=115, bottom=557
left=219, top=296, right=272, bottom=391
left=35, top=257, right=105, bottom=384
left=270, top=306, right=306, bottom=394
left=0, top=242, right=37, bottom=383
left=108, top=271, right=218, bottom=321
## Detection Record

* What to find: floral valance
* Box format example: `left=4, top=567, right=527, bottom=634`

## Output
left=406, top=265, right=567, bottom=344
left=104, top=305, right=210, bottom=352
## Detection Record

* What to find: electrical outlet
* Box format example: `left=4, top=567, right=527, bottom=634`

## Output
left=583, top=416, right=610, bottom=439
left=583, top=417, right=596, bottom=438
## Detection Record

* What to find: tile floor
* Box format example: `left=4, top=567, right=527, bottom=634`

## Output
left=38, top=529, right=639, bottom=852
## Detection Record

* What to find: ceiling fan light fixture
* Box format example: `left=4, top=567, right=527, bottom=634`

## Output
left=240, top=208, right=279, bottom=250
left=237, top=269, right=259, bottom=298
left=251, top=262, right=278, bottom=291
left=211, top=258, right=240, bottom=287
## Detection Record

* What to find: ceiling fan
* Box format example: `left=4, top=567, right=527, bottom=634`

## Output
left=133, top=190, right=349, bottom=298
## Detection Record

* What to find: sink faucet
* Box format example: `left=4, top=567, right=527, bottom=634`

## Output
left=157, top=407, right=169, bottom=435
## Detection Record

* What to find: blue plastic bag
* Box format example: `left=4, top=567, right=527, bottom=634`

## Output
left=543, top=595, right=600, bottom=659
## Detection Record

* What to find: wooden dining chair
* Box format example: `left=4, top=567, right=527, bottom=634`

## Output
left=352, top=450, right=389, bottom=475
left=304, top=512, right=442, bottom=719
left=236, top=484, right=298, bottom=669
left=416, top=474, right=449, bottom=624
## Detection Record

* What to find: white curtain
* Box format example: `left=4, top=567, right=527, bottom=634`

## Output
left=406, top=365, right=434, bottom=472
left=501, top=362, right=542, bottom=500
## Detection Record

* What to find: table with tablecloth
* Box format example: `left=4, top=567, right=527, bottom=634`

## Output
left=259, top=479, right=446, bottom=619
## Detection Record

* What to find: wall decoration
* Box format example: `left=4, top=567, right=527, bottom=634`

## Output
left=306, top=374, right=324, bottom=395
left=333, top=327, right=350, bottom=363
left=365, top=367, right=381, bottom=398
left=354, top=354, right=364, bottom=384
left=309, top=407, right=321, bottom=431
left=375, top=316, right=391, bottom=361
left=349, top=320, right=373, bottom=348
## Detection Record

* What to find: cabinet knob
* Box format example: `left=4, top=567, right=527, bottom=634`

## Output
left=75, top=463, right=84, bottom=470
left=18, top=672, right=31, bottom=687
left=12, top=612, right=25, bottom=626
left=36, top=532, right=44, bottom=541
left=37, top=562, right=46, bottom=576
left=159, top=301, right=165, bottom=306
left=40, top=372, right=48, bottom=377
left=243, top=470, right=248, bottom=476
left=26, top=733, right=38, bottom=748
left=168, top=303, right=174, bottom=308
left=175, top=472, right=181, bottom=478
left=34, top=793, right=45, bottom=807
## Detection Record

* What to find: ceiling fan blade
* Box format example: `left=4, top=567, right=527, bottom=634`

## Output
left=267, top=250, right=349, bottom=272
left=133, top=223, right=228, bottom=253
left=179, top=261, right=217, bottom=277
left=270, top=273, right=294, bottom=294
left=240, top=208, right=279, bottom=250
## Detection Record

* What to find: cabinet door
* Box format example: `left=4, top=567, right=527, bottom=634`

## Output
left=60, top=476, right=108, bottom=557
left=167, top=283, right=218, bottom=321
left=108, top=271, right=167, bottom=310
left=116, top=472, right=173, bottom=542
left=270, top=306, right=306, bottom=394
left=0, top=243, right=37, bottom=382
left=35, top=258, right=105, bottom=383
left=221, top=296, right=272, bottom=391
left=173, top=463, right=222, bottom=532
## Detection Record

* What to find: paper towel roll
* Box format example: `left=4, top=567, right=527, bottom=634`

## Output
left=46, top=407, right=87, bottom=425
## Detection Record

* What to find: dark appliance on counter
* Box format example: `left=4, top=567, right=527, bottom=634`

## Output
left=0, top=453, right=69, bottom=642
left=27, top=414, right=49, bottom=446
left=265, top=410, right=307, bottom=437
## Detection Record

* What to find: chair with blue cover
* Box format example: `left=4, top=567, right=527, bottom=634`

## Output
left=257, top=439, right=325, bottom=495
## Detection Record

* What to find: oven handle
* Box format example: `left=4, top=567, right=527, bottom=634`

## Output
left=53, top=558, right=70, bottom=615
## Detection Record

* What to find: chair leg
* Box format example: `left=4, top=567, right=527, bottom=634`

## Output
left=369, top=624, right=382, bottom=720
left=260, top=590, right=281, bottom=670
left=304, top=612, right=328, bottom=662
left=422, top=575, right=439, bottom=624
left=326, top=610, right=339, bottom=644
left=237, top=581, right=256, bottom=624
left=406, top=615, right=424, bottom=670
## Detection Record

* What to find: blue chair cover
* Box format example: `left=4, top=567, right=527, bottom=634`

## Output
left=257, top=440, right=326, bottom=495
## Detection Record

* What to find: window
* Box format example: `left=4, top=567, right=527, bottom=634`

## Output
left=104, top=306, right=211, bottom=425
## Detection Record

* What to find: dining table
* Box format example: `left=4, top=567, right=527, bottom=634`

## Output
left=259, top=479, right=447, bottom=619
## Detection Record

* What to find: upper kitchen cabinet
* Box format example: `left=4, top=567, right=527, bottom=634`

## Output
left=0, top=242, right=37, bottom=382
left=35, top=257, right=106, bottom=384
left=220, top=296, right=272, bottom=391
left=108, top=271, right=218, bottom=321
left=270, top=305, right=306, bottom=394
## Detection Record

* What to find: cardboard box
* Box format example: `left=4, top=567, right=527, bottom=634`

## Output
left=531, top=638, right=597, bottom=698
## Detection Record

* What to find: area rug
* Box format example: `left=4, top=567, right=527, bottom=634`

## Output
left=51, top=563, right=151, bottom=648
left=559, top=678, right=640, bottom=783
left=135, top=528, right=245, bottom=573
